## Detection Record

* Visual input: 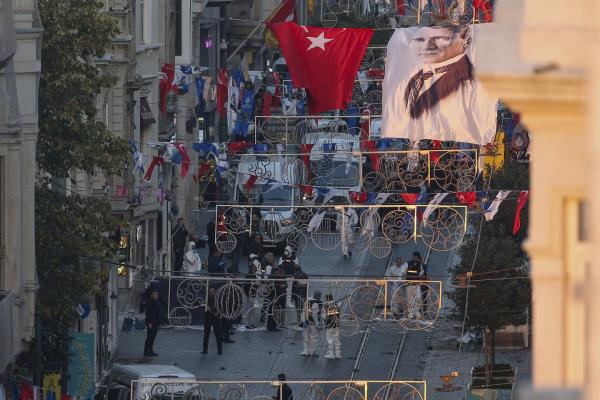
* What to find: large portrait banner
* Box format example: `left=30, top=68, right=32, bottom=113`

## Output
left=382, top=25, right=498, bottom=145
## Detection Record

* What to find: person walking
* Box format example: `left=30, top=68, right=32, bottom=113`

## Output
left=202, top=288, right=223, bottom=355
left=323, top=294, right=342, bottom=359
left=272, top=374, right=293, bottom=400
left=172, top=218, right=188, bottom=273
left=300, top=291, right=322, bottom=357
left=144, top=288, right=161, bottom=356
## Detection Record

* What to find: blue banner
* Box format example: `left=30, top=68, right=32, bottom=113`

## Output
left=68, top=333, right=96, bottom=400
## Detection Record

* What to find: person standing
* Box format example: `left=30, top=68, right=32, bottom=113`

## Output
left=183, top=242, right=202, bottom=274
left=323, top=294, right=342, bottom=359
left=246, top=234, right=264, bottom=259
left=144, top=289, right=161, bottom=356
left=300, top=291, right=322, bottom=357
left=206, top=219, right=216, bottom=259
left=172, top=218, right=188, bottom=273
left=386, top=257, right=408, bottom=314
left=202, top=288, right=223, bottom=355
left=272, top=374, right=293, bottom=400
left=292, top=265, right=308, bottom=331
left=404, top=252, right=424, bottom=319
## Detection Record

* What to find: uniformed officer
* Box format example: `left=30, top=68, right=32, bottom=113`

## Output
left=300, top=291, right=322, bottom=357
left=323, top=294, right=342, bottom=359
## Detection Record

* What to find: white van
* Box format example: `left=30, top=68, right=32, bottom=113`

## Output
left=302, top=133, right=362, bottom=196
left=99, top=364, right=197, bottom=400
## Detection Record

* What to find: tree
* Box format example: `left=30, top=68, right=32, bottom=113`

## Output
left=14, top=0, right=130, bottom=380
left=447, top=223, right=531, bottom=386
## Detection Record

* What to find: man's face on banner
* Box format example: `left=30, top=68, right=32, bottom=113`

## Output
left=410, top=26, right=469, bottom=64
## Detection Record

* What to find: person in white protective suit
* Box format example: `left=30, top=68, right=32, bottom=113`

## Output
left=337, top=208, right=358, bottom=258
left=386, top=257, right=408, bottom=315
left=323, top=294, right=342, bottom=359
left=300, top=291, right=322, bottom=357
left=182, top=242, right=202, bottom=274
left=404, top=252, right=425, bottom=319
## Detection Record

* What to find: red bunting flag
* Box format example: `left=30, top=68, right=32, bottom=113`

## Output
left=159, top=64, right=177, bottom=115
left=174, top=143, right=190, bottom=178
left=513, top=190, right=529, bottom=235
left=430, top=140, right=443, bottom=165
left=262, top=92, right=273, bottom=116
left=227, top=141, right=249, bottom=153
left=299, top=184, right=314, bottom=196
left=300, top=144, right=314, bottom=178
left=350, top=191, right=368, bottom=204
left=267, top=22, right=373, bottom=113
left=396, top=0, right=405, bottom=15
left=401, top=193, right=419, bottom=204
left=144, top=156, right=164, bottom=181
left=217, top=68, right=228, bottom=118
left=457, top=191, right=477, bottom=206
left=193, top=163, right=211, bottom=183
left=363, top=140, right=380, bottom=171
left=245, top=175, right=258, bottom=190
left=116, top=185, right=129, bottom=198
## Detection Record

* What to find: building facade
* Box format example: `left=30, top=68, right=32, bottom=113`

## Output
left=0, top=0, right=42, bottom=374
left=477, top=0, right=597, bottom=399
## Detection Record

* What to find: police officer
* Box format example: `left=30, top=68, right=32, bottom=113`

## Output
left=202, top=288, right=223, bottom=355
left=301, top=291, right=322, bottom=357
left=323, top=294, right=342, bottom=359
left=404, top=252, right=424, bottom=319
left=143, top=288, right=161, bottom=357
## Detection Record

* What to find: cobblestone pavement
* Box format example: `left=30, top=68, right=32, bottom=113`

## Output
left=116, top=213, right=532, bottom=397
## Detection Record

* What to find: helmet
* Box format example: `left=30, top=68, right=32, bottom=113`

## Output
left=249, top=253, right=259, bottom=260
left=252, top=259, right=261, bottom=269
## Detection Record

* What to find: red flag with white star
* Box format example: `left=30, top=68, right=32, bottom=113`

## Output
left=268, top=22, right=373, bottom=114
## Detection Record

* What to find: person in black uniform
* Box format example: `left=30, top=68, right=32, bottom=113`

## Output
left=272, top=374, right=293, bottom=400
left=172, top=218, right=188, bottom=273
left=292, top=265, right=308, bottom=330
left=202, top=288, right=223, bottom=355
left=246, top=234, right=264, bottom=259
left=144, top=289, right=161, bottom=356
left=206, top=219, right=216, bottom=259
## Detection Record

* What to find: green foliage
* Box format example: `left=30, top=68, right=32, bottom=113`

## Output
left=23, top=0, right=131, bottom=374
left=448, top=162, right=531, bottom=373
left=447, top=224, right=530, bottom=333
left=37, top=0, right=129, bottom=177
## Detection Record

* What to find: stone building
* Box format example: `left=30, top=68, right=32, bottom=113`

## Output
left=0, top=0, right=42, bottom=374
left=477, top=0, right=599, bottom=399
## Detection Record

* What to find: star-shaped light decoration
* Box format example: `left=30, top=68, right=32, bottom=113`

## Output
left=306, top=32, right=333, bottom=51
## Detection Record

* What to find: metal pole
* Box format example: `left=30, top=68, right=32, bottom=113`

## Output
left=226, top=23, right=263, bottom=64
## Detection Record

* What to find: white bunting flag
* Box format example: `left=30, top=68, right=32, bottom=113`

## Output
left=484, top=190, right=510, bottom=221
left=423, top=193, right=448, bottom=220
left=307, top=211, right=325, bottom=232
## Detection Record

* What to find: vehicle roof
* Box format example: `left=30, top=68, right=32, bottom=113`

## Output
left=111, top=364, right=196, bottom=380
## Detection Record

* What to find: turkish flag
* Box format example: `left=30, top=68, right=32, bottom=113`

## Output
left=264, top=0, right=297, bottom=48
left=268, top=22, right=373, bottom=114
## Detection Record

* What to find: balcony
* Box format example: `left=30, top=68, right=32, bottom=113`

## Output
left=0, top=290, right=15, bottom=373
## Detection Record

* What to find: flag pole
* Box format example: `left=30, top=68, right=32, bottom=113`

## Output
left=227, top=23, right=264, bottom=64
